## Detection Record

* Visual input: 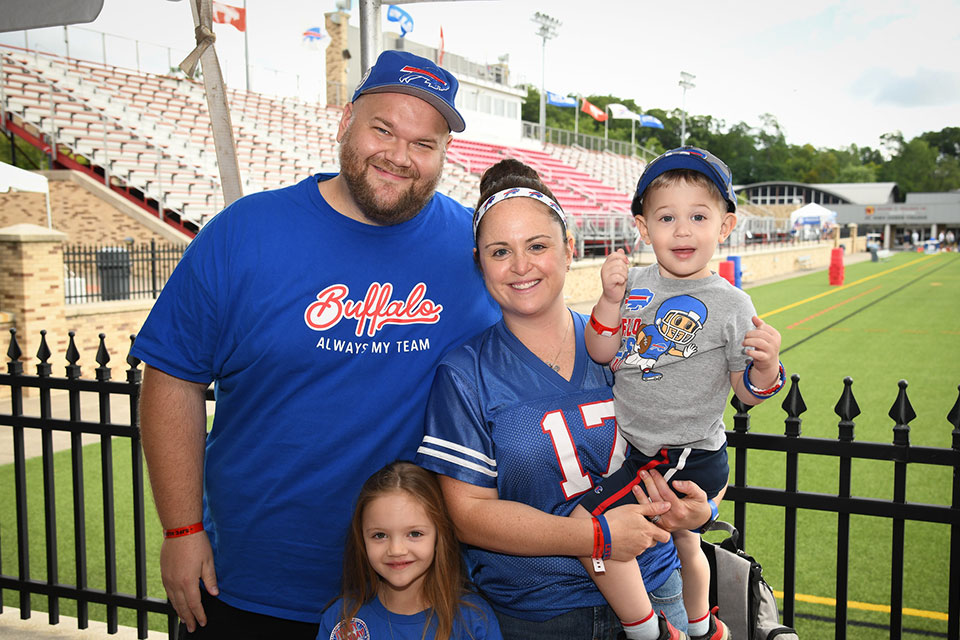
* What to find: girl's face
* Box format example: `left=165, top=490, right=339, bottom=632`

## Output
left=362, top=490, right=437, bottom=605
left=475, top=198, right=572, bottom=322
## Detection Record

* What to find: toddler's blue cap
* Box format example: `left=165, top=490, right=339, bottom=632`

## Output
left=632, top=146, right=737, bottom=215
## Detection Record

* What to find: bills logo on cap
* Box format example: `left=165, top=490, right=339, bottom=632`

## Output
left=399, top=65, right=449, bottom=92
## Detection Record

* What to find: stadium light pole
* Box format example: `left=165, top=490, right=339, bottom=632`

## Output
left=679, top=71, right=696, bottom=146
left=532, top=11, right=561, bottom=146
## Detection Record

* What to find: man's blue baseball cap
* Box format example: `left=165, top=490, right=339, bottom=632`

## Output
left=631, top=146, right=737, bottom=215
left=352, top=50, right=465, bottom=133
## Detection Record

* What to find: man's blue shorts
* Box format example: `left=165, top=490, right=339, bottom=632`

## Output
left=578, top=443, right=728, bottom=516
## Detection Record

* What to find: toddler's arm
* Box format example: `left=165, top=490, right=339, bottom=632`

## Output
left=586, top=249, right=628, bottom=364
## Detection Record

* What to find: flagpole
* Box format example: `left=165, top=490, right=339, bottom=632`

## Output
left=575, top=96, right=579, bottom=139
left=243, top=0, right=250, bottom=91
left=604, top=105, right=608, bottom=141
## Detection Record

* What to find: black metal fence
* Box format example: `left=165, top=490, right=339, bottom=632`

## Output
left=62, top=241, right=184, bottom=304
left=0, top=329, right=958, bottom=639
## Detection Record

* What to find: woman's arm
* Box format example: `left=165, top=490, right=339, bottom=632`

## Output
left=439, top=475, right=671, bottom=562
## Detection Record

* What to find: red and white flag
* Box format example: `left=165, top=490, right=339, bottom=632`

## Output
left=438, top=26, right=445, bottom=66
left=212, top=1, right=246, bottom=32
left=581, top=98, right=607, bottom=122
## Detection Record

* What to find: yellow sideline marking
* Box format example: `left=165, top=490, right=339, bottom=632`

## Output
left=760, top=255, right=939, bottom=319
left=773, top=590, right=949, bottom=621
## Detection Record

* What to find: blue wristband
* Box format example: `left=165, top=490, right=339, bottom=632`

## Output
left=596, top=514, right=612, bottom=560
left=692, top=498, right=719, bottom=534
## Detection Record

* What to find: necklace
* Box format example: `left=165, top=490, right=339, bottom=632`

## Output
left=546, top=314, right=571, bottom=372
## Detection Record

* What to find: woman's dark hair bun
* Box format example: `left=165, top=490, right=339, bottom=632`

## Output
left=476, top=158, right=557, bottom=210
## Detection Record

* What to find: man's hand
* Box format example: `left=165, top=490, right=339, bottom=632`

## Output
left=160, top=532, right=219, bottom=633
left=603, top=499, right=671, bottom=561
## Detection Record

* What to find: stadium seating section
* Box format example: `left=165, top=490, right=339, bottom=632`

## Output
left=2, top=48, right=643, bottom=250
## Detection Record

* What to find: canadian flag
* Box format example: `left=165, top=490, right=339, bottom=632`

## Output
left=212, top=1, right=246, bottom=32
left=581, top=98, right=607, bottom=122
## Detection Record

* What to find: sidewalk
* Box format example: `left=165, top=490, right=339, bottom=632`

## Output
left=0, top=608, right=167, bottom=640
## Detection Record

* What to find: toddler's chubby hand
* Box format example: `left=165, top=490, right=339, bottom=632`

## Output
left=600, top=249, right=629, bottom=305
left=743, top=315, right=782, bottom=378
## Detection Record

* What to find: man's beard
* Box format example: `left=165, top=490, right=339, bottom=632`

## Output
left=338, top=129, right=443, bottom=226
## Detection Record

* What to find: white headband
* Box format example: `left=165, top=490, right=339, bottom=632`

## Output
left=472, top=187, right=567, bottom=240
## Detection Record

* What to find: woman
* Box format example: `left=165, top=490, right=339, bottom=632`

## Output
left=416, top=159, right=718, bottom=640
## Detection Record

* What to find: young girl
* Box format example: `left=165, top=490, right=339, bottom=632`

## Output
left=318, top=461, right=503, bottom=640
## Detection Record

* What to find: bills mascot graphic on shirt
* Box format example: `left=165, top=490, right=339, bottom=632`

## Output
left=611, top=290, right=707, bottom=380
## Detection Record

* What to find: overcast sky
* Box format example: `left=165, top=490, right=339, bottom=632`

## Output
left=4, top=0, right=958, bottom=151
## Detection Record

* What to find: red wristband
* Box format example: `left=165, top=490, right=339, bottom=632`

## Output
left=591, top=517, right=603, bottom=559
left=164, top=522, right=204, bottom=539
left=589, top=310, right=619, bottom=337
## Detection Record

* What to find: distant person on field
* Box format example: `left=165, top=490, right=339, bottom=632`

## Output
left=133, top=50, right=499, bottom=639
left=318, top=461, right=502, bottom=640
left=571, top=146, right=785, bottom=640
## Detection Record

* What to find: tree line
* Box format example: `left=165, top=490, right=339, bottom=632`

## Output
left=522, top=88, right=960, bottom=201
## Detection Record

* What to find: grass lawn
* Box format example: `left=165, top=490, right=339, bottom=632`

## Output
left=1, top=251, right=958, bottom=637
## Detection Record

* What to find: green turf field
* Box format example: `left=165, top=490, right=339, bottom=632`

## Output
left=2, top=251, right=958, bottom=636
left=720, top=250, right=959, bottom=638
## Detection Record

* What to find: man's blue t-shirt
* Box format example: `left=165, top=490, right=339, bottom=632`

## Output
left=131, top=174, right=499, bottom=621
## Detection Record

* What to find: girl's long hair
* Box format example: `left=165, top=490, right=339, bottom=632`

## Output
left=338, top=461, right=474, bottom=640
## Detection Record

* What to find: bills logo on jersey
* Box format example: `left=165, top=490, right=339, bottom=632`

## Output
left=330, top=617, right=370, bottom=640
left=304, top=282, right=443, bottom=337
left=399, top=65, right=449, bottom=92
left=625, top=288, right=654, bottom=311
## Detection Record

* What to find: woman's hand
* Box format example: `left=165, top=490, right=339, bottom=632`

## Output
left=603, top=500, right=672, bottom=561
left=632, top=469, right=719, bottom=532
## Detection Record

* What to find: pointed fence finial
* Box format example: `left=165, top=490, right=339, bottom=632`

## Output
left=947, top=384, right=960, bottom=451
left=7, top=328, right=22, bottom=375
left=95, top=333, right=111, bottom=382
left=126, top=334, right=141, bottom=371
left=65, top=330, right=81, bottom=379
left=834, top=376, right=859, bottom=442
left=36, top=329, right=52, bottom=377
left=7, top=327, right=21, bottom=362
left=781, top=373, right=805, bottom=437
left=889, top=379, right=915, bottom=446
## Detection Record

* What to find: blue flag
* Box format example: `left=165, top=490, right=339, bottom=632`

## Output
left=546, top=91, right=577, bottom=108
left=387, top=5, right=414, bottom=37
left=639, top=114, right=664, bottom=129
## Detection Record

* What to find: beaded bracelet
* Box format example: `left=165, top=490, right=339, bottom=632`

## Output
left=743, top=361, right=786, bottom=400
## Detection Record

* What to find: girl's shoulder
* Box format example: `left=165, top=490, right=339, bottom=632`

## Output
left=457, top=592, right=504, bottom=640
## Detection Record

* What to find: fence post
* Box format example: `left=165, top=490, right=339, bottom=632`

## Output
left=729, top=394, right=752, bottom=542
left=834, top=377, right=860, bottom=637
left=888, top=380, right=916, bottom=639
left=150, top=239, right=158, bottom=298
left=948, top=386, right=960, bottom=640
left=36, top=330, right=60, bottom=624
left=781, top=373, right=806, bottom=629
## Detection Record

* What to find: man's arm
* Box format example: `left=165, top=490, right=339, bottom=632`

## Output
left=140, top=365, right=217, bottom=633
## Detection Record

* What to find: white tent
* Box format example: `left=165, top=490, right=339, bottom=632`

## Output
left=790, top=202, right=837, bottom=228
left=0, top=161, right=52, bottom=227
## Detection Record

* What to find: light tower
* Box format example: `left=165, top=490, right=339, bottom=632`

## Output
left=532, top=11, right=561, bottom=146
left=679, top=71, right=696, bottom=146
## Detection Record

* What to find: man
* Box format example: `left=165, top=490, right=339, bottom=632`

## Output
left=133, top=50, right=500, bottom=639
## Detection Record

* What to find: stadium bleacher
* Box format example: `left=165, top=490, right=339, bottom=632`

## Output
left=2, top=46, right=642, bottom=251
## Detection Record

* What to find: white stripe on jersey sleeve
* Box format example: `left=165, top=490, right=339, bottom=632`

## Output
left=422, top=435, right=497, bottom=466
left=417, top=436, right=498, bottom=478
